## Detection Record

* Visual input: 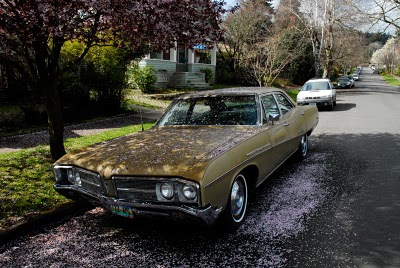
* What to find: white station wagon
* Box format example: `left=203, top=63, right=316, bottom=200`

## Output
left=296, top=78, right=336, bottom=111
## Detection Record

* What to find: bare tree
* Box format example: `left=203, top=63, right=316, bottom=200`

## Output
left=242, top=36, right=292, bottom=86
left=277, top=0, right=360, bottom=78
left=219, top=0, right=273, bottom=79
left=357, top=0, right=400, bottom=31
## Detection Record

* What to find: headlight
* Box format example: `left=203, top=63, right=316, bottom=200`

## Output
left=67, top=169, right=75, bottom=184
left=74, top=171, right=82, bottom=186
left=182, top=185, right=197, bottom=200
left=160, top=183, right=174, bottom=200
left=53, top=166, right=82, bottom=186
left=156, top=180, right=199, bottom=203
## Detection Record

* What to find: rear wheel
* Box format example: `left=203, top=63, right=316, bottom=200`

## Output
left=295, top=134, right=308, bottom=160
left=220, top=173, right=248, bottom=231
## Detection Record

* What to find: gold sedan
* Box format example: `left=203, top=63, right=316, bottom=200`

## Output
left=53, top=88, right=318, bottom=230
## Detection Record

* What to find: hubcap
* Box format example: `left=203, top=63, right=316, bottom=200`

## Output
left=230, top=176, right=247, bottom=221
left=301, top=135, right=308, bottom=156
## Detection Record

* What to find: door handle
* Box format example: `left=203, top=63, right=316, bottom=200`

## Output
left=284, top=123, right=290, bottom=126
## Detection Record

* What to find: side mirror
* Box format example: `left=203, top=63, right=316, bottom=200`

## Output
left=269, top=114, right=280, bottom=125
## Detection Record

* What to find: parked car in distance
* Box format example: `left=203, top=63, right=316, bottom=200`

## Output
left=53, top=88, right=319, bottom=231
left=337, top=77, right=353, bottom=89
left=296, top=78, right=337, bottom=110
left=340, top=76, right=355, bottom=87
left=352, top=73, right=359, bottom=81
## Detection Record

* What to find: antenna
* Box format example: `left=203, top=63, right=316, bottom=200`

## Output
left=138, top=92, right=144, bottom=131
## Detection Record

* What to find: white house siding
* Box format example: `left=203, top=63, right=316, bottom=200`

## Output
left=138, top=56, right=216, bottom=90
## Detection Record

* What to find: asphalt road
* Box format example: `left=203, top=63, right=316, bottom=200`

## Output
left=286, top=69, right=400, bottom=267
left=1, top=69, right=400, bottom=267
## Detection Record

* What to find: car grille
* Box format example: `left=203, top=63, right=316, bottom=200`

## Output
left=306, top=96, right=321, bottom=99
left=79, top=169, right=103, bottom=196
left=113, top=178, right=158, bottom=202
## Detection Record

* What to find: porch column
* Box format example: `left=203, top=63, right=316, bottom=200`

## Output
left=211, top=42, right=217, bottom=66
left=169, top=46, right=177, bottom=62
left=188, top=48, right=195, bottom=64
left=144, top=53, right=151, bottom=59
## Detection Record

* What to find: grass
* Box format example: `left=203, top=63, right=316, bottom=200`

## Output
left=0, top=123, right=154, bottom=229
left=285, top=89, right=300, bottom=102
left=382, top=75, right=400, bottom=86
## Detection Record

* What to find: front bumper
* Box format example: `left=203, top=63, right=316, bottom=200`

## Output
left=54, top=184, right=221, bottom=225
left=297, top=98, right=333, bottom=107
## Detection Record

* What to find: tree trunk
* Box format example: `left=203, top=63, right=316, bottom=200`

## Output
left=44, top=77, right=66, bottom=160
left=35, top=40, right=66, bottom=160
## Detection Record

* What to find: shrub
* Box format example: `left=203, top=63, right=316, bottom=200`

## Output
left=130, top=66, right=157, bottom=93
left=200, top=68, right=213, bottom=83
left=61, top=41, right=130, bottom=115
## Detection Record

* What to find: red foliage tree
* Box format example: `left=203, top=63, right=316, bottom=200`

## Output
left=0, top=0, right=224, bottom=160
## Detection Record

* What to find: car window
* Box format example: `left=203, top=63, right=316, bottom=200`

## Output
left=261, top=94, right=280, bottom=123
left=302, top=81, right=329, bottom=91
left=275, top=93, right=294, bottom=115
left=158, top=95, right=257, bottom=126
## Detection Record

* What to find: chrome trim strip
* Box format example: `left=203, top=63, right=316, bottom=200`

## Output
left=117, top=188, right=154, bottom=194
left=81, top=179, right=101, bottom=188
left=246, top=144, right=271, bottom=157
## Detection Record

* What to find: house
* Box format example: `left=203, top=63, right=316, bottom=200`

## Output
left=139, top=42, right=217, bottom=89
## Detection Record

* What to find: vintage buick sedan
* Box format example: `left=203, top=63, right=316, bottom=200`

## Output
left=53, top=88, right=318, bottom=230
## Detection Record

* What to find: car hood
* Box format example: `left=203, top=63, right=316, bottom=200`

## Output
left=55, top=126, right=257, bottom=182
left=298, top=90, right=332, bottom=97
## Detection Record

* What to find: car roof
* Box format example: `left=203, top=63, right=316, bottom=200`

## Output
left=177, top=87, right=285, bottom=99
left=305, top=78, right=331, bottom=83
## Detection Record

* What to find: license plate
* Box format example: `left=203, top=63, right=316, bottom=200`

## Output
left=309, top=103, right=317, bottom=106
left=111, top=205, right=134, bottom=219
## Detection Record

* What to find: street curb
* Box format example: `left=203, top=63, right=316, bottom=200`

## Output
left=0, top=201, right=92, bottom=246
left=336, top=88, right=400, bottom=94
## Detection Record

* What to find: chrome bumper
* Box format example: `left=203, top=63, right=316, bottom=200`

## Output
left=54, top=184, right=221, bottom=225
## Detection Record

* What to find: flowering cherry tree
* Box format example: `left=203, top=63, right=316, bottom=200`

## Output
left=0, top=0, right=224, bottom=160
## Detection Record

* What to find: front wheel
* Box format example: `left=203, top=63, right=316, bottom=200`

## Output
left=220, top=174, right=248, bottom=231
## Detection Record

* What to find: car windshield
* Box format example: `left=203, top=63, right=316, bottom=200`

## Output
left=302, top=81, right=329, bottom=91
left=157, top=95, right=258, bottom=126
left=339, top=78, right=349, bottom=82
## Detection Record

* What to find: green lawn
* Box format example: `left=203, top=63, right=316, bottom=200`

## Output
left=382, top=75, right=400, bottom=86
left=0, top=123, right=153, bottom=229
left=286, top=89, right=300, bottom=102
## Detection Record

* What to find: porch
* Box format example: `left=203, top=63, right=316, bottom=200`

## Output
left=139, top=43, right=217, bottom=90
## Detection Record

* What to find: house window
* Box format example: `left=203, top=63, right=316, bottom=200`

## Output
left=163, top=50, right=170, bottom=61
left=150, top=52, right=162, bottom=59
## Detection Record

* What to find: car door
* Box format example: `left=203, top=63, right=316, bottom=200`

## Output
left=259, top=94, right=292, bottom=179
left=274, top=92, right=305, bottom=153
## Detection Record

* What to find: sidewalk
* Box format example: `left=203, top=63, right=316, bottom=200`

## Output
left=0, top=107, right=163, bottom=153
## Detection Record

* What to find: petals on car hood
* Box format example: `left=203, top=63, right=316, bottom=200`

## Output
left=55, top=126, right=257, bottom=180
